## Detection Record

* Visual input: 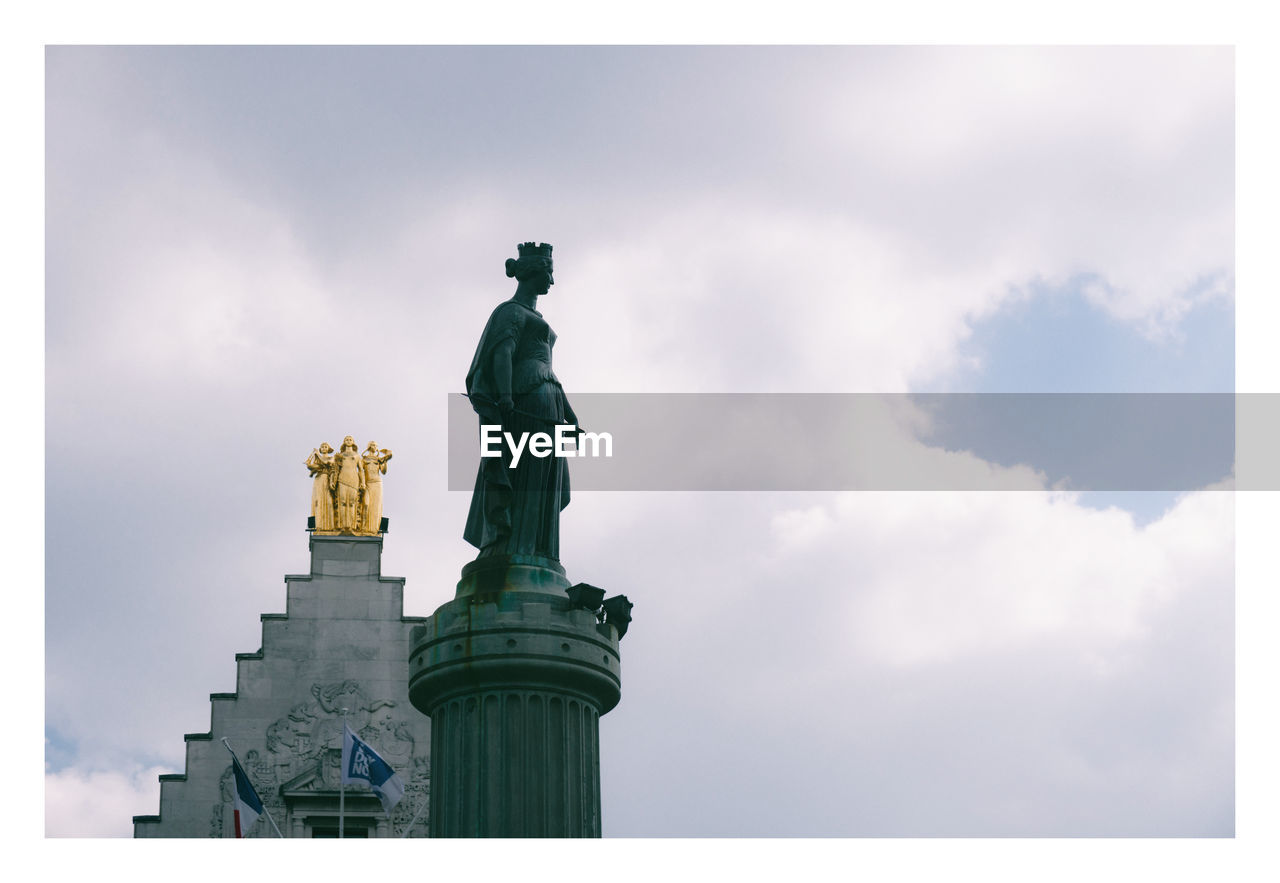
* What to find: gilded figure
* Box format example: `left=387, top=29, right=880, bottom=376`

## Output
left=333, top=436, right=366, bottom=532
left=305, top=442, right=336, bottom=530
left=361, top=442, right=392, bottom=532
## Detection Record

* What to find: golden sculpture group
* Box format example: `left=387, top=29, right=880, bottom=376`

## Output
left=306, top=436, right=393, bottom=535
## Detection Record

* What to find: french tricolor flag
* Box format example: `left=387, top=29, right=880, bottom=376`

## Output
left=229, top=753, right=265, bottom=838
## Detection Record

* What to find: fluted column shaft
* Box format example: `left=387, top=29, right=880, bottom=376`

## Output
left=429, top=690, right=601, bottom=837
left=409, top=556, right=622, bottom=838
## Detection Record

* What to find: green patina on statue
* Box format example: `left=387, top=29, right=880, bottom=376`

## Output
left=464, top=242, right=579, bottom=560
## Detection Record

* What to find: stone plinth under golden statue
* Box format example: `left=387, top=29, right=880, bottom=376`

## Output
left=306, top=436, right=392, bottom=535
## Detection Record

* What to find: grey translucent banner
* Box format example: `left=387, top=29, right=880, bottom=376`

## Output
left=447, top=393, right=1280, bottom=491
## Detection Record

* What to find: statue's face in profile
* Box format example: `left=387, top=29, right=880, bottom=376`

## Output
left=532, top=260, right=554, bottom=295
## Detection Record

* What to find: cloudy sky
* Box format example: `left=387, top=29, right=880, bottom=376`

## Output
left=42, top=44, right=1247, bottom=845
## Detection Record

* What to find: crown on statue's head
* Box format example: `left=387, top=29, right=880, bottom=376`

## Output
left=517, top=241, right=553, bottom=259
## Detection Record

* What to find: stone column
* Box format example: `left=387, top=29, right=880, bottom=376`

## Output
left=408, top=556, right=622, bottom=837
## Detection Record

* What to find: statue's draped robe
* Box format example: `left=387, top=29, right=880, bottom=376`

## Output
left=464, top=300, right=572, bottom=559
left=362, top=456, right=385, bottom=532
left=335, top=451, right=363, bottom=531
left=308, top=454, right=335, bottom=530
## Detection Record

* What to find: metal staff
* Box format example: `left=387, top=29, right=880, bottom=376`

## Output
left=220, top=738, right=284, bottom=838
left=339, top=707, right=348, bottom=838
left=397, top=790, right=429, bottom=838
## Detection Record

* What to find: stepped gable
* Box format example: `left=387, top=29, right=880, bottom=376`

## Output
left=133, top=535, right=432, bottom=838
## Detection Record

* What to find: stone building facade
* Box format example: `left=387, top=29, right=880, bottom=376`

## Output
left=133, top=534, right=431, bottom=837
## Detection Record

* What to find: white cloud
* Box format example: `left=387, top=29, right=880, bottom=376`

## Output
left=45, top=764, right=168, bottom=837
left=557, top=205, right=1027, bottom=393
left=585, top=485, right=1233, bottom=835
left=813, top=46, right=1234, bottom=340
left=815, top=488, right=1232, bottom=667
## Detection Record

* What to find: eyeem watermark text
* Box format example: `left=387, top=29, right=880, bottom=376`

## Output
left=480, top=425, right=613, bottom=467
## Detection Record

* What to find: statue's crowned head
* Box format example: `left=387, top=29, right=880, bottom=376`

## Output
left=517, top=241, right=552, bottom=260
left=506, top=241, right=554, bottom=289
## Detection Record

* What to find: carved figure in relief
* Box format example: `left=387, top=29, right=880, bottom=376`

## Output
left=305, top=442, right=336, bottom=530
left=411, top=755, right=430, bottom=783
left=287, top=702, right=318, bottom=724
left=311, top=680, right=367, bottom=716
left=321, top=748, right=342, bottom=790
left=333, top=437, right=366, bottom=531
left=245, top=749, right=275, bottom=791
left=218, top=764, right=235, bottom=803
left=360, top=703, right=414, bottom=768
left=266, top=719, right=293, bottom=755
left=361, top=442, right=393, bottom=531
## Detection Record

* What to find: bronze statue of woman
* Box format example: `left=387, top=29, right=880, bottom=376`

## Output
left=464, top=241, right=577, bottom=560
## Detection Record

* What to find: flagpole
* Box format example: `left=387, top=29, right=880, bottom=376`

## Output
left=339, top=708, right=348, bottom=839
left=221, top=737, right=285, bottom=838
left=398, top=791, right=428, bottom=838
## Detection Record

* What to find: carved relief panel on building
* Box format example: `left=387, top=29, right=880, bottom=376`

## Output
left=211, top=680, right=430, bottom=837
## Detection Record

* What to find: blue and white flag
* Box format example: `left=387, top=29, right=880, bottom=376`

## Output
left=229, top=753, right=264, bottom=838
left=341, top=723, right=405, bottom=814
